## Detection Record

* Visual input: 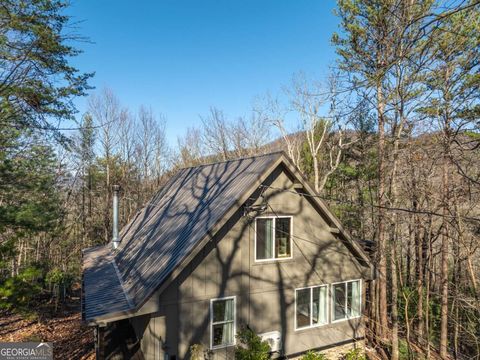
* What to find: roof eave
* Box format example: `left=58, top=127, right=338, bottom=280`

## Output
left=84, top=308, right=136, bottom=326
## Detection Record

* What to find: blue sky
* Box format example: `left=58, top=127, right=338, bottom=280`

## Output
left=68, top=0, right=339, bottom=144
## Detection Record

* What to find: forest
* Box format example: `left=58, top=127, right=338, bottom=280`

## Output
left=0, top=0, right=479, bottom=359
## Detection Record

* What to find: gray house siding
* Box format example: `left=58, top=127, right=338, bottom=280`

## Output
left=131, top=165, right=368, bottom=359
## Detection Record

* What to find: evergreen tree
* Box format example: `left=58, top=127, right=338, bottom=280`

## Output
left=332, top=0, right=400, bottom=343
left=76, top=113, right=96, bottom=247
left=0, top=0, right=91, bottom=313
left=0, top=128, right=61, bottom=309
left=0, top=0, right=93, bottom=138
left=419, top=7, right=480, bottom=357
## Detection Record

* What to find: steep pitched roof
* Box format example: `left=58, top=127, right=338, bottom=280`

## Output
left=82, top=152, right=286, bottom=324
left=82, top=151, right=372, bottom=325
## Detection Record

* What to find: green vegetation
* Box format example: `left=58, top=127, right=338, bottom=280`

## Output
left=0, top=0, right=92, bottom=140
left=0, top=0, right=91, bottom=315
left=300, top=350, right=327, bottom=360
left=189, top=344, right=209, bottom=360
left=0, top=1, right=479, bottom=359
left=234, top=326, right=271, bottom=360
left=343, top=348, right=366, bottom=360
left=0, top=266, right=43, bottom=314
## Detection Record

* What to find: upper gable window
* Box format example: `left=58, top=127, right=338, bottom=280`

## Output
left=255, top=216, right=292, bottom=261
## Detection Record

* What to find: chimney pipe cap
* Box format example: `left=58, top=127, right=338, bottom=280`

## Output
left=112, top=184, right=121, bottom=192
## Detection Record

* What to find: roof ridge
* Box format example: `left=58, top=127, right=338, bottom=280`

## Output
left=178, top=150, right=285, bottom=171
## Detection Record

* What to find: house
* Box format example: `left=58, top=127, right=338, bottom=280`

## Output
left=82, top=151, right=373, bottom=359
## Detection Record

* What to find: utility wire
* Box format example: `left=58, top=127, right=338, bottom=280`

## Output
left=259, top=184, right=480, bottom=223
left=122, top=185, right=479, bottom=224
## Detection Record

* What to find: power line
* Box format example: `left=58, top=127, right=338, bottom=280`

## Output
left=258, top=184, right=480, bottom=223
left=1, top=118, right=120, bottom=132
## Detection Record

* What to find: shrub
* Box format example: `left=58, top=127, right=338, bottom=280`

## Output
left=0, top=266, right=43, bottom=313
left=45, top=269, right=73, bottom=293
left=46, top=268, right=74, bottom=311
left=301, top=350, right=327, bottom=360
left=398, top=339, right=409, bottom=360
left=189, top=344, right=205, bottom=360
left=343, top=348, right=366, bottom=360
left=235, top=326, right=271, bottom=360
left=397, top=339, right=424, bottom=360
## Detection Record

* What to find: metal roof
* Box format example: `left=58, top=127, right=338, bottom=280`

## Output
left=82, top=152, right=284, bottom=323
left=82, top=151, right=373, bottom=324
left=82, top=245, right=133, bottom=321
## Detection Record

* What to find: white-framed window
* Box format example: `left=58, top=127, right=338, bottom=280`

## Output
left=331, top=279, right=362, bottom=322
left=295, top=285, right=328, bottom=330
left=255, top=216, right=292, bottom=261
left=210, top=296, right=236, bottom=349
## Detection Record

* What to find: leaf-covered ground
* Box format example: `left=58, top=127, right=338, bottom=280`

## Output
left=0, top=297, right=94, bottom=360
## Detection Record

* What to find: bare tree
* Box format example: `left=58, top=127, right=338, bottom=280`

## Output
left=260, top=93, right=303, bottom=168
left=88, top=88, right=121, bottom=242
left=288, top=73, right=353, bottom=193
left=177, top=126, right=207, bottom=167
left=136, top=106, right=157, bottom=181
left=118, top=108, right=136, bottom=167
left=152, top=115, right=169, bottom=182
left=229, top=108, right=272, bottom=157
left=201, top=107, right=231, bottom=161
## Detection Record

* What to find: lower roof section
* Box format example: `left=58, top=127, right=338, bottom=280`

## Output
left=82, top=245, right=134, bottom=324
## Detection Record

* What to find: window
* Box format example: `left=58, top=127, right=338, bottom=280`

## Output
left=255, top=217, right=292, bottom=261
left=332, top=280, right=361, bottom=322
left=295, top=285, right=328, bottom=330
left=210, top=297, right=236, bottom=349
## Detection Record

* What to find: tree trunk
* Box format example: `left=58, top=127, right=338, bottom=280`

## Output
left=439, top=139, right=450, bottom=359
left=425, top=245, right=431, bottom=360
left=391, top=226, right=399, bottom=360
left=407, top=224, right=412, bottom=288
left=82, top=169, right=86, bottom=248
left=17, top=239, right=23, bottom=275
left=313, top=155, right=319, bottom=193
left=105, top=155, right=111, bottom=244
left=376, top=81, right=388, bottom=339
left=415, top=213, right=424, bottom=341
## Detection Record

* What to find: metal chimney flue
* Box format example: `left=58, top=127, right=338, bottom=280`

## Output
left=112, top=185, right=120, bottom=249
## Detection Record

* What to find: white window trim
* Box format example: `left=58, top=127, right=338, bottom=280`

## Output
left=294, top=284, right=329, bottom=331
left=210, top=296, right=237, bottom=350
left=254, top=215, right=293, bottom=262
left=330, top=279, right=362, bottom=324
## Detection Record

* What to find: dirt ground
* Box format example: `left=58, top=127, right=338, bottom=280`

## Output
left=0, top=297, right=94, bottom=360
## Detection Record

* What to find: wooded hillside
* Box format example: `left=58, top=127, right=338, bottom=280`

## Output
left=0, top=0, right=479, bottom=359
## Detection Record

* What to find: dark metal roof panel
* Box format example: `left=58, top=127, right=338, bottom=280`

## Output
left=82, top=245, right=133, bottom=322
left=115, top=152, right=282, bottom=307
